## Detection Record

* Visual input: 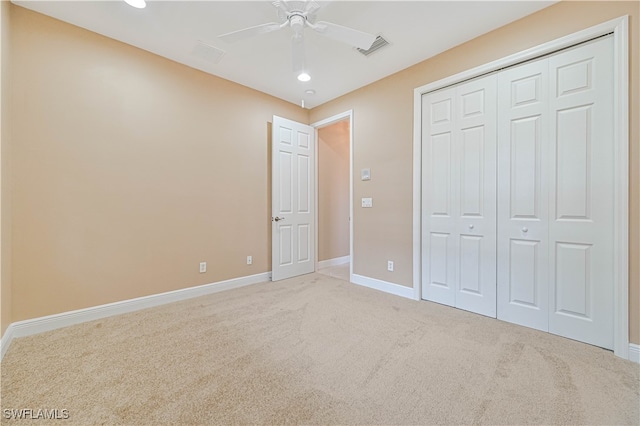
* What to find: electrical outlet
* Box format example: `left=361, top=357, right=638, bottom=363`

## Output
left=247, top=256, right=252, bottom=265
left=387, top=261, right=394, bottom=272
left=199, top=262, right=206, bottom=273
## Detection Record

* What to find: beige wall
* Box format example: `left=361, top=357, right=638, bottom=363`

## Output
left=0, top=0, right=12, bottom=336
left=318, top=121, right=350, bottom=262
left=8, top=5, right=308, bottom=323
left=309, top=1, right=639, bottom=344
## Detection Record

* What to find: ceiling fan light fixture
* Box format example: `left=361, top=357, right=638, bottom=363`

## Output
left=297, top=72, right=311, bottom=82
left=124, top=0, right=146, bottom=8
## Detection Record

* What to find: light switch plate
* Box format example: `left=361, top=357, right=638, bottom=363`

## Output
left=361, top=168, right=371, bottom=181
left=361, top=197, right=373, bottom=208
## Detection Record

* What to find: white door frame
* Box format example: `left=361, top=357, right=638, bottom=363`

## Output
left=412, top=16, right=630, bottom=359
left=312, top=110, right=354, bottom=281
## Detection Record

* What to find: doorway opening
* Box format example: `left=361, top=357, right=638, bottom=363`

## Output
left=313, top=111, right=353, bottom=283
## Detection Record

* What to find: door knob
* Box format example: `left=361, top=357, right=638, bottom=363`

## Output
left=273, top=217, right=285, bottom=222
left=522, top=227, right=528, bottom=233
left=469, top=224, right=474, bottom=230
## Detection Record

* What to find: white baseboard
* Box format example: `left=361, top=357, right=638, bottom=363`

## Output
left=0, top=323, right=15, bottom=360
left=629, top=344, right=640, bottom=364
left=0, top=272, right=270, bottom=361
left=317, top=255, right=350, bottom=269
left=351, top=273, right=414, bottom=300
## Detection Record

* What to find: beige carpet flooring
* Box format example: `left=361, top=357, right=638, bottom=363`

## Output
left=316, top=263, right=350, bottom=281
left=1, top=272, right=639, bottom=425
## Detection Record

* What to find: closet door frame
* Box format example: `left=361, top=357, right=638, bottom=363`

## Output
left=412, top=16, right=630, bottom=360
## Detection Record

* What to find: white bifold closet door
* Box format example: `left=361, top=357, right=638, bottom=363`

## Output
left=421, top=35, right=615, bottom=349
left=421, top=74, right=497, bottom=318
left=497, top=36, right=614, bottom=349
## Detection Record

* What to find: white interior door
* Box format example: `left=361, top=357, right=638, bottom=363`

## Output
left=421, top=86, right=457, bottom=307
left=547, top=37, right=614, bottom=349
left=454, top=76, right=497, bottom=317
left=497, top=58, right=550, bottom=331
left=272, top=116, right=315, bottom=281
left=422, top=74, right=497, bottom=318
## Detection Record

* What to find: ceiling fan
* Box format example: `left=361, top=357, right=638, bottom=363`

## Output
left=218, top=1, right=377, bottom=75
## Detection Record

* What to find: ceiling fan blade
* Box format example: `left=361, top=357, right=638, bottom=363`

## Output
left=273, top=1, right=291, bottom=14
left=312, top=21, right=376, bottom=50
left=218, top=22, right=284, bottom=43
left=292, top=34, right=305, bottom=73
left=304, top=0, right=321, bottom=16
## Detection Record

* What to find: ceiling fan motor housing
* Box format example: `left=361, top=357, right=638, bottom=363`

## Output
left=289, top=14, right=306, bottom=34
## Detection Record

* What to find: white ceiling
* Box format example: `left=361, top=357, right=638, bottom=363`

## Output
left=12, top=0, right=555, bottom=109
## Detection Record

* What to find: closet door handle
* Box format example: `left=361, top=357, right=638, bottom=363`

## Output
left=522, top=227, right=528, bottom=233
left=468, top=224, right=474, bottom=230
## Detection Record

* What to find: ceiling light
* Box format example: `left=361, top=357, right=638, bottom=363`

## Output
left=305, top=89, right=316, bottom=95
left=297, top=72, right=311, bottom=82
left=124, top=0, right=146, bottom=9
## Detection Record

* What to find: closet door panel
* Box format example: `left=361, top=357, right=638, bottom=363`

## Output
left=497, top=59, right=550, bottom=331
left=508, top=239, right=541, bottom=307
left=422, top=87, right=457, bottom=307
left=548, top=37, right=614, bottom=349
left=460, top=126, right=485, bottom=216
left=454, top=75, right=497, bottom=318
left=422, top=75, right=497, bottom=318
